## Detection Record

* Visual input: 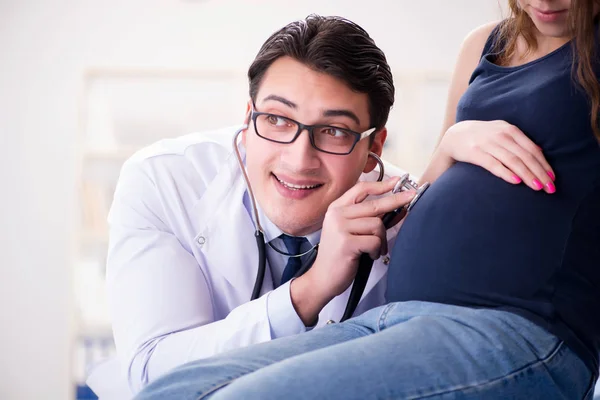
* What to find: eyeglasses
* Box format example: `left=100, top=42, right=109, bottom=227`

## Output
left=250, top=109, right=376, bottom=155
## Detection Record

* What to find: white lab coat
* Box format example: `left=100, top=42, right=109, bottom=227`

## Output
left=86, top=126, right=406, bottom=399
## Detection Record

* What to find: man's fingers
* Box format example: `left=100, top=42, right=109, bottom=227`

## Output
left=349, top=235, right=383, bottom=260
left=342, top=189, right=416, bottom=220
left=337, top=177, right=402, bottom=206
left=345, top=217, right=388, bottom=255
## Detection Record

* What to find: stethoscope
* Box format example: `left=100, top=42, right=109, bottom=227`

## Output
left=232, top=125, right=430, bottom=322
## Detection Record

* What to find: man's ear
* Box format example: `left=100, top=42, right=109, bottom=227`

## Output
left=363, top=127, right=388, bottom=173
left=241, top=100, right=252, bottom=146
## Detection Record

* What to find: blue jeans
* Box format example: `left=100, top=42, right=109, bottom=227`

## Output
left=136, top=301, right=596, bottom=400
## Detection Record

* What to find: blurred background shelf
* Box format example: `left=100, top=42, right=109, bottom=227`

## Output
left=72, top=66, right=253, bottom=398
left=83, top=147, right=141, bottom=161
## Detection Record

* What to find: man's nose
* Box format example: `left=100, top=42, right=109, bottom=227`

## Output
left=282, top=128, right=321, bottom=170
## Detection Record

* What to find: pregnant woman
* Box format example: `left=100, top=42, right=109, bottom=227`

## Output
left=136, top=1, right=600, bottom=399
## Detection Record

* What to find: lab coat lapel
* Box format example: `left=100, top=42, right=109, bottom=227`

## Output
left=193, top=150, right=274, bottom=303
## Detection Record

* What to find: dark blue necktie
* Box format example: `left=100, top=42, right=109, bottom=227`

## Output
left=279, top=234, right=308, bottom=285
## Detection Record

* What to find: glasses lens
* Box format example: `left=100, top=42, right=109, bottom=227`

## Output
left=312, top=126, right=358, bottom=154
left=255, top=114, right=298, bottom=143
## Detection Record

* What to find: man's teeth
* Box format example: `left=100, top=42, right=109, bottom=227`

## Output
left=277, top=177, right=320, bottom=190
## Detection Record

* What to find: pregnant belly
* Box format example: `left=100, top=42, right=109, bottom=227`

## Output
left=386, top=162, right=570, bottom=307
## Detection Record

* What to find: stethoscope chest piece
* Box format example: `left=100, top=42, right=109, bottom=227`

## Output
left=390, top=173, right=430, bottom=213
left=407, top=181, right=430, bottom=212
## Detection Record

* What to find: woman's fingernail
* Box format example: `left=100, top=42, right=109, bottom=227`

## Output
left=533, top=179, right=544, bottom=190
left=512, top=175, right=522, bottom=184
left=547, top=171, right=555, bottom=181
left=545, top=181, right=556, bottom=194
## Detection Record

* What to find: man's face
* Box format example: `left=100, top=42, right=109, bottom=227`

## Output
left=242, top=56, right=386, bottom=236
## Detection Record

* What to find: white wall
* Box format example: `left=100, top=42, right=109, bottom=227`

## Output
left=0, top=1, right=505, bottom=399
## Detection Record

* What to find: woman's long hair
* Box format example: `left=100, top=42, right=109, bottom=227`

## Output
left=496, top=0, right=600, bottom=139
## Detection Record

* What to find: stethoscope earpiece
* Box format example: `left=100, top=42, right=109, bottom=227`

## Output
left=368, top=152, right=385, bottom=182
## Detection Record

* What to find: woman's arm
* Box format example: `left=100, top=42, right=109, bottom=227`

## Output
left=418, top=21, right=556, bottom=193
left=419, top=21, right=499, bottom=184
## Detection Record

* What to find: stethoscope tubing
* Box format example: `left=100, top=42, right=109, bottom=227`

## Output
left=251, top=230, right=267, bottom=301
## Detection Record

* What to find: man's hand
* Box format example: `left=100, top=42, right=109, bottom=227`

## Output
left=290, top=177, right=416, bottom=326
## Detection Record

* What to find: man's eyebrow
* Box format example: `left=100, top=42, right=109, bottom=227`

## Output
left=262, top=95, right=362, bottom=126
left=323, top=109, right=361, bottom=126
left=262, top=95, right=297, bottom=109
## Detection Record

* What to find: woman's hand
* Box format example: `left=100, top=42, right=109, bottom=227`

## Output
left=438, top=120, right=556, bottom=193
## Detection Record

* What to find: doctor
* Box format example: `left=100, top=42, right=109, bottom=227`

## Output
left=87, top=14, right=415, bottom=398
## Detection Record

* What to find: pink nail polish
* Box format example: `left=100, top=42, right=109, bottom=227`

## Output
left=545, top=181, right=556, bottom=194
left=533, top=179, right=543, bottom=190
left=512, top=175, right=522, bottom=184
left=547, top=171, right=555, bottom=181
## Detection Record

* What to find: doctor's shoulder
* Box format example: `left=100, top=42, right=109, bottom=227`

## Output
left=118, top=126, right=241, bottom=191
left=109, top=125, right=242, bottom=228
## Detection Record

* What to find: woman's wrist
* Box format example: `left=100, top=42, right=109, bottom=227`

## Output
left=419, top=144, right=456, bottom=184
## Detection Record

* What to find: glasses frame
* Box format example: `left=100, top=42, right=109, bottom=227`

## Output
left=250, top=109, right=377, bottom=155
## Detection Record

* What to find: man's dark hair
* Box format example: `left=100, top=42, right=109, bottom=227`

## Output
left=248, top=14, right=394, bottom=130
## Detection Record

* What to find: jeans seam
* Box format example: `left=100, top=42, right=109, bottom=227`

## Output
left=401, top=340, right=566, bottom=400
left=195, top=378, right=237, bottom=400
left=377, top=303, right=396, bottom=331
left=335, top=320, right=373, bottom=338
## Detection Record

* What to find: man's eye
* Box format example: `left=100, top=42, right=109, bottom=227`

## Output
left=322, top=127, right=350, bottom=138
left=266, top=115, right=288, bottom=127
